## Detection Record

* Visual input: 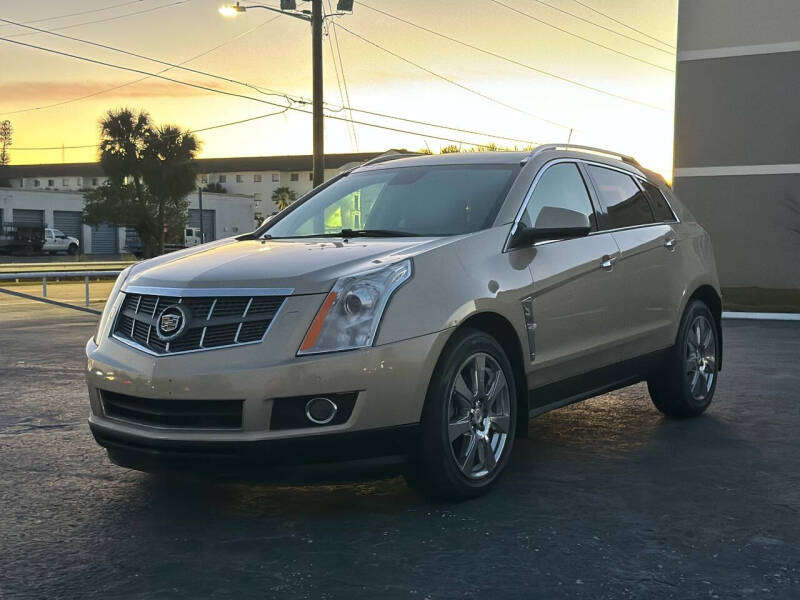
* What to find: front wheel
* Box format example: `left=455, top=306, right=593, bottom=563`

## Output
left=648, top=300, right=719, bottom=417
left=68, top=244, right=79, bottom=256
left=408, top=329, right=517, bottom=500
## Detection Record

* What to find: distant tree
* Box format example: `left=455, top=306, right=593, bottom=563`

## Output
left=142, top=125, right=199, bottom=253
left=0, top=120, right=12, bottom=165
left=272, top=186, right=297, bottom=211
left=202, top=182, right=227, bottom=193
left=440, top=144, right=460, bottom=154
left=84, top=108, right=199, bottom=257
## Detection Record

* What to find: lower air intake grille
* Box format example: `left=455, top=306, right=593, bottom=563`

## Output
left=101, top=390, right=243, bottom=429
left=112, top=292, right=286, bottom=355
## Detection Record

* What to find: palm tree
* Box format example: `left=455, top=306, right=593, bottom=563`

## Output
left=142, top=125, right=200, bottom=254
left=272, top=186, right=297, bottom=211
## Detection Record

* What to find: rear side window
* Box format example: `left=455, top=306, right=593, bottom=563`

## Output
left=586, top=165, right=654, bottom=230
left=522, top=163, right=595, bottom=230
left=640, top=180, right=676, bottom=222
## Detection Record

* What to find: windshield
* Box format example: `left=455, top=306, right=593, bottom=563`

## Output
left=261, top=164, right=520, bottom=238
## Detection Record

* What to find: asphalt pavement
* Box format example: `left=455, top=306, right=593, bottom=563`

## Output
left=1, top=303, right=798, bottom=599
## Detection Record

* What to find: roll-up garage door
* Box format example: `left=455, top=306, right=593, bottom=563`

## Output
left=188, top=209, right=216, bottom=242
left=13, top=209, right=44, bottom=227
left=53, top=210, right=83, bottom=247
left=91, top=223, right=118, bottom=254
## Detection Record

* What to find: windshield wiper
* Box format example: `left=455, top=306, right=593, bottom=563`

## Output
left=334, top=229, right=421, bottom=238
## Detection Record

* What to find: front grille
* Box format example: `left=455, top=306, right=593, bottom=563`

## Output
left=112, top=292, right=286, bottom=355
left=101, top=390, right=243, bottom=429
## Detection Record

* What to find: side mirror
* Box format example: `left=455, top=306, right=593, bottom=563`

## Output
left=509, top=224, right=591, bottom=249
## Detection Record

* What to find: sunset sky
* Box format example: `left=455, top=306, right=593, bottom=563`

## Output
left=0, top=0, right=677, bottom=176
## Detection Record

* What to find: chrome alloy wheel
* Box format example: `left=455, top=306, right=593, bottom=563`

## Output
left=685, top=315, right=717, bottom=401
left=447, top=352, right=511, bottom=480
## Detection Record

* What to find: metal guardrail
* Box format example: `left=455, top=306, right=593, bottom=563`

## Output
left=0, top=269, right=122, bottom=314
left=0, top=261, right=135, bottom=274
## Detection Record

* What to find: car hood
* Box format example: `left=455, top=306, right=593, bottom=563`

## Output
left=123, top=236, right=448, bottom=295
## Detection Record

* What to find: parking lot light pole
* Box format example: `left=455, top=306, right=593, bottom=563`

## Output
left=219, top=1, right=353, bottom=188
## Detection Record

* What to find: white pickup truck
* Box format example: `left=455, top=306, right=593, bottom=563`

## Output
left=43, top=228, right=80, bottom=255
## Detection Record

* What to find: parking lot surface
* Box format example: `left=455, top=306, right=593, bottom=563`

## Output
left=1, top=304, right=798, bottom=599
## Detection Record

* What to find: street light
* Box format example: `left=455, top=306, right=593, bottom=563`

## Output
left=218, top=1, right=351, bottom=187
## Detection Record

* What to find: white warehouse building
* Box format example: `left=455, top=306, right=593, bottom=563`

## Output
left=0, top=152, right=385, bottom=254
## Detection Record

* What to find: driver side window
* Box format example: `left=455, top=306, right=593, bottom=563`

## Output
left=522, top=163, right=596, bottom=230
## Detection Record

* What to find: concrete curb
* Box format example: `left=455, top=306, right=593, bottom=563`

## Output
left=722, top=311, right=800, bottom=321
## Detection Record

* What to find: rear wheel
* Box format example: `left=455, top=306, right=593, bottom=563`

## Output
left=648, top=300, right=719, bottom=417
left=408, top=329, right=517, bottom=500
left=68, top=243, right=79, bottom=256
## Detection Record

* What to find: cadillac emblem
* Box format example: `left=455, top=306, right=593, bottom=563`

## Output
left=155, top=304, right=189, bottom=341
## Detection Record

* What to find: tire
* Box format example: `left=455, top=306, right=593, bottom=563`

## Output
left=408, top=328, right=517, bottom=500
left=68, top=244, right=79, bottom=256
left=648, top=300, right=719, bottom=418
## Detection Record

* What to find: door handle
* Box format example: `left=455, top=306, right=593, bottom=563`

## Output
left=601, top=255, right=617, bottom=271
left=665, top=237, right=677, bottom=251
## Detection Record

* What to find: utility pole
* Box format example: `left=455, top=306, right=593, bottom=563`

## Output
left=197, top=186, right=205, bottom=243
left=219, top=1, right=354, bottom=189
left=311, top=0, right=325, bottom=188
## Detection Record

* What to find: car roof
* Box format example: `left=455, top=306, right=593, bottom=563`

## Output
left=352, top=145, right=663, bottom=184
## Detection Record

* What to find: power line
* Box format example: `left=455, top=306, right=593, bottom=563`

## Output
left=0, top=14, right=288, bottom=116
left=0, top=24, right=541, bottom=146
left=569, top=0, right=675, bottom=49
left=5, top=0, right=195, bottom=39
left=3, top=13, right=573, bottom=133
left=0, top=0, right=149, bottom=28
left=488, top=0, right=673, bottom=72
left=1, top=37, right=539, bottom=149
left=356, top=1, right=668, bottom=112
left=527, top=0, right=673, bottom=54
left=11, top=108, right=292, bottom=150
left=333, top=23, right=573, bottom=131
left=326, top=1, right=358, bottom=151
left=323, top=5, right=355, bottom=151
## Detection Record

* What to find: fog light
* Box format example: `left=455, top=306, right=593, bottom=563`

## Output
left=305, top=397, right=338, bottom=425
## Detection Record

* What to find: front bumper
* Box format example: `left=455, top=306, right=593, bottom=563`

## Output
left=86, top=325, right=450, bottom=470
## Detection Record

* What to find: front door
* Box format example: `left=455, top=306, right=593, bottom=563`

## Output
left=518, top=162, right=624, bottom=393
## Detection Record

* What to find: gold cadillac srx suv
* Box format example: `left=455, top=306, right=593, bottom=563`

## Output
left=87, top=145, right=722, bottom=500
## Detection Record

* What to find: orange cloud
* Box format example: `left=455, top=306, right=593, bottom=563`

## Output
left=0, top=79, right=227, bottom=105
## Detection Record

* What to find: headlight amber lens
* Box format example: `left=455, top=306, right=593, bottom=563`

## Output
left=298, top=259, right=412, bottom=355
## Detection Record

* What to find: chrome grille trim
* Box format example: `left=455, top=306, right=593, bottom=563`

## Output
left=111, top=289, right=288, bottom=356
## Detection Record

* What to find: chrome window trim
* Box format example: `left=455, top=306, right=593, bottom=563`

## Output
left=581, top=160, right=682, bottom=226
left=121, top=285, right=294, bottom=297
left=111, top=293, right=287, bottom=357
left=634, top=176, right=680, bottom=224
left=505, top=157, right=681, bottom=253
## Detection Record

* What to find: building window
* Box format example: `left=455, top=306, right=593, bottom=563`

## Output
left=34, top=179, right=40, bottom=187
left=236, top=174, right=244, bottom=183
left=309, top=173, right=313, bottom=181
left=200, top=174, right=208, bottom=184
left=253, top=174, right=262, bottom=183
left=290, top=173, right=299, bottom=182
left=62, top=178, right=69, bottom=186
left=48, top=179, right=54, bottom=187
left=92, top=178, right=99, bottom=186
left=272, top=173, right=279, bottom=182
left=219, top=174, right=227, bottom=183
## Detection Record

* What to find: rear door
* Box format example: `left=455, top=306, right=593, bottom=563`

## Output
left=583, top=164, right=678, bottom=357
left=522, top=161, right=623, bottom=390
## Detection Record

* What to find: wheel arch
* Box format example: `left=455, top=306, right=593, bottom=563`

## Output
left=686, top=284, right=723, bottom=370
left=455, top=312, right=529, bottom=437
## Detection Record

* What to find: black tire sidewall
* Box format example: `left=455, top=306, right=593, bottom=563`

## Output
left=418, top=329, right=517, bottom=498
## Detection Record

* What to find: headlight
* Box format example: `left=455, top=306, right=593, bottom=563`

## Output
left=298, top=259, right=412, bottom=355
left=93, top=266, right=132, bottom=344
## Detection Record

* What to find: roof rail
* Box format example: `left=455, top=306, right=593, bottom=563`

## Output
left=359, top=151, right=424, bottom=168
left=522, top=143, right=640, bottom=167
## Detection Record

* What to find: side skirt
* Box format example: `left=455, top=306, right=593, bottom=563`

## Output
left=528, top=348, right=670, bottom=418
